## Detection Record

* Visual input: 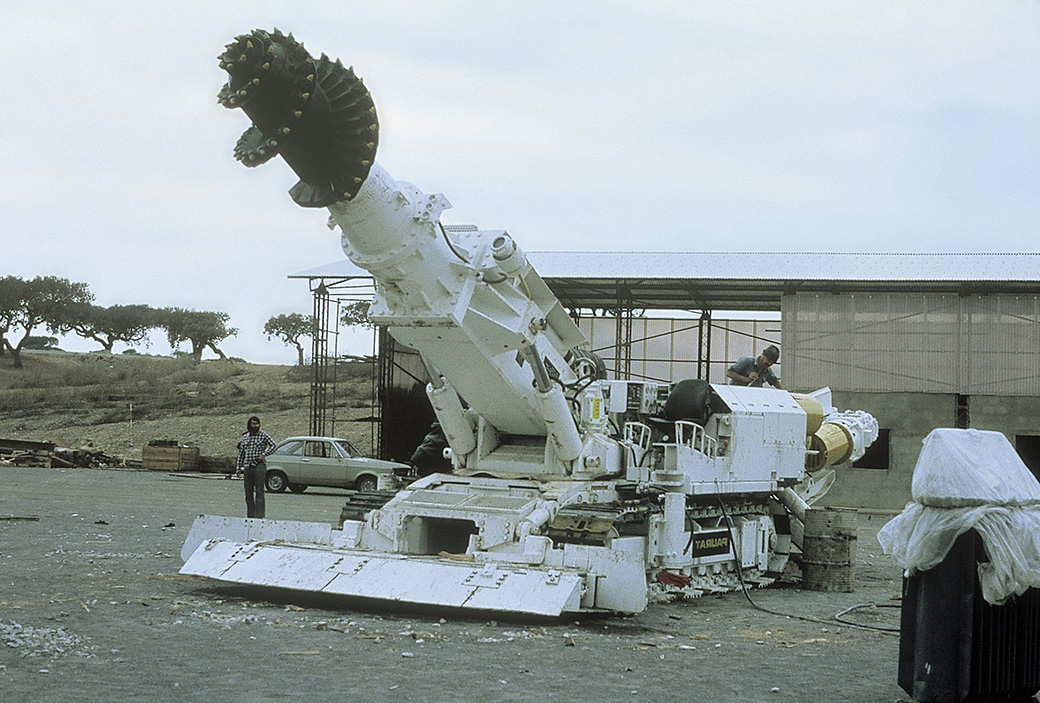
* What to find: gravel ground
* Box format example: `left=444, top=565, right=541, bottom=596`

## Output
left=1, top=465, right=912, bottom=703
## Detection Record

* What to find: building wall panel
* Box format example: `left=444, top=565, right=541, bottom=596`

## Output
left=784, top=293, right=1040, bottom=396
left=821, top=391, right=955, bottom=510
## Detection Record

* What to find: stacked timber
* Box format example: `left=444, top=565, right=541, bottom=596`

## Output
left=0, top=438, right=128, bottom=468
left=199, top=455, right=236, bottom=474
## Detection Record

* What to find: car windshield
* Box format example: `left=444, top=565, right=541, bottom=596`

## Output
left=274, top=440, right=304, bottom=456
left=334, top=439, right=361, bottom=458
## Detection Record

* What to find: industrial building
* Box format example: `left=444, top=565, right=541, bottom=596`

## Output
left=294, top=251, right=1040, bottom=511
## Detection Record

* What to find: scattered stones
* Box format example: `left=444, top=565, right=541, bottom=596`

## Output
left=0, top=619, right=93, bottom=660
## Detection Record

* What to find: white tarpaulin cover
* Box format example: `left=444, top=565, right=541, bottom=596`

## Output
left=877, top=428, right=1040, bottom=604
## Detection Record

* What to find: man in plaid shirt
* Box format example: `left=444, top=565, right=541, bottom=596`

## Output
left=237, top=415, right=277, bottom=518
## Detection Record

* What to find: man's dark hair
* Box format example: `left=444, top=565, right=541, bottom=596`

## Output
left=763, top=345, right=780, bottom=362
left=246, top=415, right=261, bottom=432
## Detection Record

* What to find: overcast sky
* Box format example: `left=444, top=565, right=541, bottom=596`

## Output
left=3, top=1, right=1038, bottom=364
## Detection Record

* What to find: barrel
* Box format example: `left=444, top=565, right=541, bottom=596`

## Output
left=802, top=507, right=857, bottom=592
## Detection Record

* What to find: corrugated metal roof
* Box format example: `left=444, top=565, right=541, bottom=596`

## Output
left=526, top=252, right=1040, bottom=282
left=291, top=251, right=1040, bottom=312
left=290, top=259, right=369, bottom=279
left=294, top=252, right=1040, bottom=282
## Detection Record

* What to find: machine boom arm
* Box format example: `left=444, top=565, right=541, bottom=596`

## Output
left=219, top=29, right=588, bottom=470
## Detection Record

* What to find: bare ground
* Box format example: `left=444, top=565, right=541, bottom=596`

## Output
left=0, top=464, right=912, bottom=703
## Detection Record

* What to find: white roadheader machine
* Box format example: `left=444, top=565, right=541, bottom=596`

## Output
left=181, top=29, right=878, bottom=616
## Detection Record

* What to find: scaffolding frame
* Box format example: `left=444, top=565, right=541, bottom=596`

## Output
left=306, top=276, right=377, bottom=448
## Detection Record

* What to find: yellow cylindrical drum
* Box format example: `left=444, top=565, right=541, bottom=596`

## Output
left=806, top=422, right=854, bottom=471
left=802, top=508, right=857, bottom=592
left=790, top=394, right=825, bottom=436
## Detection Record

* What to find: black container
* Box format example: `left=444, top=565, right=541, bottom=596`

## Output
left=899, top=528, right=1040, bottom=702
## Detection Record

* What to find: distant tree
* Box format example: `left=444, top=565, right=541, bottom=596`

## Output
left=159, top=308, right=238, bottom=363
left=264, top=312, right=313, bottom=366
left=22, top=335, right=59, bottom=350
left=3, top=276, right=93, bottom=368
left=70, top=303, right=161, bottom=353
left=340, top=301, right=373, bottom=329
left=0, top=276, right=26, bottom=358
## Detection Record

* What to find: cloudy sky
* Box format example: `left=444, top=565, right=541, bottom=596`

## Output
left=3, top=1, right=1038, bottom=363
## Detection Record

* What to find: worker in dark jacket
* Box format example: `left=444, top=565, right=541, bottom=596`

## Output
left=725, top=345, right=782, bottom=389
left=410, top=421, right=451, bottom=477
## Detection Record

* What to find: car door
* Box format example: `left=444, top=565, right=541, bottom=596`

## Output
left=334, top=439, right=368, bottom=486
left=267, top=439, right=305, bottom=483
left=299, top=440, right=347, bottom=487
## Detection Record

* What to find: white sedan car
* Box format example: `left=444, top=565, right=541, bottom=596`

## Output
left=263, top=436, right=414, bottom=493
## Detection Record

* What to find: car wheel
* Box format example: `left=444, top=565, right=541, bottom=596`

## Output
left=288, top=483, right=308, bottom=493
left=355, top=475, right=378, bottom=492
left=265, top=470, right=288, bottom=493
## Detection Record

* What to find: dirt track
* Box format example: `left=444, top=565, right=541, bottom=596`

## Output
left=1, top=465, right=910, bottom=702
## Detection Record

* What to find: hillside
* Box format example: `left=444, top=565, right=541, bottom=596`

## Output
left=0, top=350, right=379, bottom=461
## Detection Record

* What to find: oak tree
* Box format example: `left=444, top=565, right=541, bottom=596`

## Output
left=2, top=276, right=93, bottom=368
left=340, top=301, right=372, bottom=329
left=160, top=308, right=238, bottom=363
left=71, top=303, right=161, bottom=353
left=264, top=312, right=313, bottom=366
